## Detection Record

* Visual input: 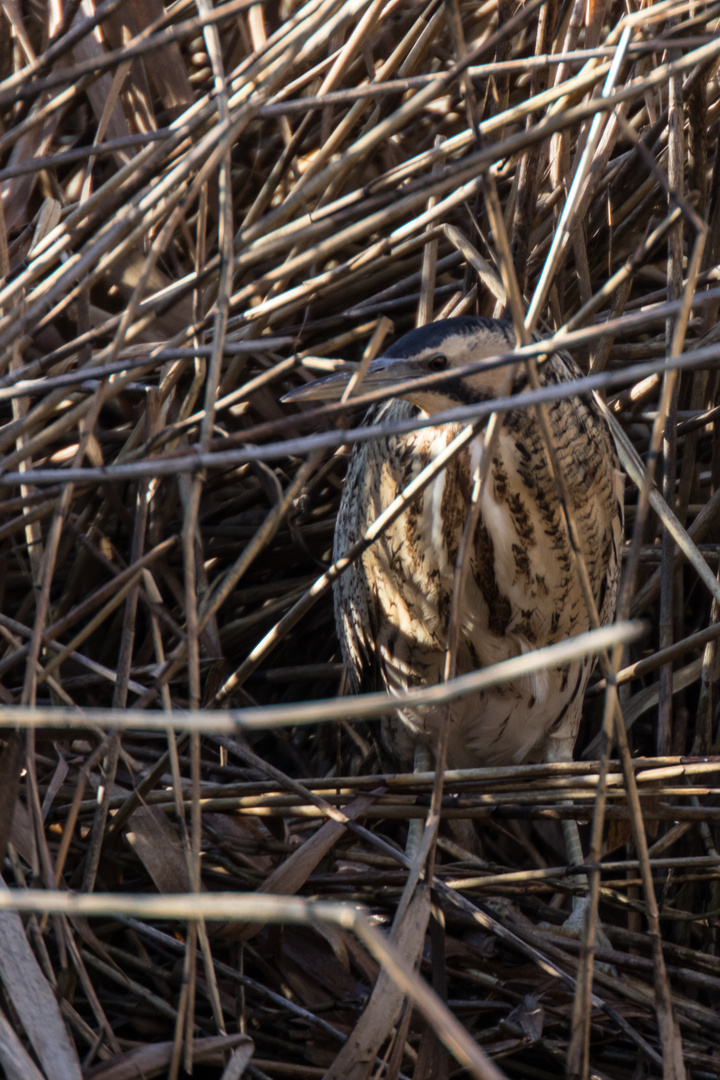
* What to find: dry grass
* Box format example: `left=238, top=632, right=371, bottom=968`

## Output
left=1, top=0, right=720, bottom=1077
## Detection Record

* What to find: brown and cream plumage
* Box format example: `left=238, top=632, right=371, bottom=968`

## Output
left=288, top=316, right=624, bottom=772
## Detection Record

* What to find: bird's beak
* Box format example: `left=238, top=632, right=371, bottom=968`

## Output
left=282, top=356, right=414, bottom=404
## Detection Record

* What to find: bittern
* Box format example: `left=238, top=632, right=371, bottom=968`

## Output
left=287, top=317, right=624, bottom=777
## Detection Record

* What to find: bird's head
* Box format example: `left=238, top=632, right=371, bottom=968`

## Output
left=283, top=316, right=523, bottom=414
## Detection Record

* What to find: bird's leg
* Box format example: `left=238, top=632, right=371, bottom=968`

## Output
left=561, top=818, right=587, bottom=916
left=556, top=823, right=614, bottom=968
left=560, top=815, right=596, bottom=938
left=406, top=743, right=432, bottom=859
left=543, top=740, right=589, bottom=933
left=557, top=807, right=602, bottom=940
left=544, top=741, right=614, bottom=962
left=543, top=738, right=586, bottom=897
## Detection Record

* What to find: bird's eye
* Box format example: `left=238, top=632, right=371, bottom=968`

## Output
left=427, top=354, right=448, bottom=372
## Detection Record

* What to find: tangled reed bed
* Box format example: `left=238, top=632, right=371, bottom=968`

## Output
left=1, top=0, right=720, bottom=1077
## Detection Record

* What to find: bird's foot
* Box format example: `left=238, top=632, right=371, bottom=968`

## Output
left=544, top=894, right=616, bottom=975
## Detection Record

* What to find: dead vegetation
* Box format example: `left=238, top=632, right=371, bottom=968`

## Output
left=1, top=0, right=720, bottom=1077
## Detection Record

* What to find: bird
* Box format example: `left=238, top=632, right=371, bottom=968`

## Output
left=286, top=316, right=624, bottom=777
